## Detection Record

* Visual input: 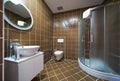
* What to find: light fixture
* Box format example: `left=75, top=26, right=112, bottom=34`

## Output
left=69, top=17, right=78, bottom=24
left=83, top=8, right=91, bottom=19
left=62, top=20, right=69, bottom=28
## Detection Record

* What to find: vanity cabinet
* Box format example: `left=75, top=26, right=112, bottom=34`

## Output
left=4, top=52, right=44, bottom=81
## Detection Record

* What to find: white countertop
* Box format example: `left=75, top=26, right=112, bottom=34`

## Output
left=4, top=51, right=44, bottom=63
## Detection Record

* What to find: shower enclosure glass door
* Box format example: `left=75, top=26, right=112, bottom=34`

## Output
left=79, top=18, right=85, bottom=64
left=90, top=6, right=105, bottom=72
left=79, top=3, right=120, bottom=76
left=106, top=4, right=120, bottom=74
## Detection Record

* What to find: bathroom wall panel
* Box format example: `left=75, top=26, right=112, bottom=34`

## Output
left=21, top=31, right=29, bottom=41
left=0, top=0, right=3, bottom=80
left=53, top=9, right=86, bottom=60
left=29, top=41, right=35, bottom=45
left=30, top=33, right=35, bottom=41
left=0, top=65, right=2, bottom=81
left=4, top=0, right=53, bottom=63
left=0, top=13, right=2, bottom=37
left=4, top=40, right=8, bottom=57
left=0, top=0, right=2, bottom=10
left=21, top=41, right=30, bottom=45
left=0, top=29, right=2, bottom=37
left=0, top=39, right=2, bottom=63
left=9, top=29, right=21, bottom=40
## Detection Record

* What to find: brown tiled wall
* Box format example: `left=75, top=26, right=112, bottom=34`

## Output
left=4, top=0, right=53, bottom=63
left=53, top=9, right=86, bottom=60
left=0, top=0, right=3, bottom=81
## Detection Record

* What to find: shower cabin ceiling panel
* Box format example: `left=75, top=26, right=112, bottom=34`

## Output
left=44, top=0, right=104, bottom=13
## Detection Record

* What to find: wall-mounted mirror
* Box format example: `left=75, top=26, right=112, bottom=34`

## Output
left=4, top=0, right=33, bottom=30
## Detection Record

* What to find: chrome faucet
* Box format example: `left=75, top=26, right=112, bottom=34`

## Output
left=9, top=39, right=23, bottom=60
left=13, top=43, right=21, bottom=60
left=9, top=39, right=13, bottom=57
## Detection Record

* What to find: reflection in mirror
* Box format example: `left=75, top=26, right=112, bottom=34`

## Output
left=4, top=0, right=33, bottom=30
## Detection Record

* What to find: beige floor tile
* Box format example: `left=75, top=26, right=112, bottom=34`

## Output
left=84, top=76, right=94, bottom=81
left=48, top=71, right=55, bottom=77
left=46, top=67, right=53, bottom=72
left=41, top=70, right=47, bottom=74
left=72, top=74, right=82, bottom=80
left=52, top=66, right=59, bottom=70
left=54, top=69, right=62, bottom=75
left=88, top=75, right=98, bottom=80
left=60, top=67, right=68, bottom=72
left=70, top=69, right=79, bottom=74
left=61, top=78, right=68, bottom=81
left=63, top=71, right=72, bottom=77
left=49, top=76, right=58, bottom=81
left=77, top=72, right=87, bottom=77
left=41, top=74, right=49, bottom=80
left=79, top=79, right=86, bottom=81
left=65, top=66, right=74, bottom=70
left=66, top=76, right=76, bottom=81
left=56, top=74, right=65, bottom=80
left=42, top=78, right=49, bottom=81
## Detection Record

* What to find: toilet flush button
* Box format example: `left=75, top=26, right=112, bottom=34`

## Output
left=57, top=38, right=64, bottom=43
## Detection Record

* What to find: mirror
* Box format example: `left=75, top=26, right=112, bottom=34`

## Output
left=4, top=0, right=33, bottom=30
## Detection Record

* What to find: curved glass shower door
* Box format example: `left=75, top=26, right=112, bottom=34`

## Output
left=106, top=4, right=120, bottom=75
left=90, top=6, right=105, bottom=72
left=79, top=18, right=85, bottom=64
left=79, top=3, right=120, bottom=76
left=79, top=18, right=90, bottom=66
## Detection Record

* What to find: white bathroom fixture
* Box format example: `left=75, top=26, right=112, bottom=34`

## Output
left=57, top=38, right=64, bottom=43
left=4, top=52, right=44, bottom=81
left=17, top=45, right=40, bottom=57
left=78, top=58, right=120, bottom=81
left=83, top=8, right=91, bottom=19
left=54, top=50, right=63, bottom=61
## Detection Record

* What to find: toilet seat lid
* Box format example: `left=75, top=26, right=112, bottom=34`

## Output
left=54, top=51, right=63, bottom=55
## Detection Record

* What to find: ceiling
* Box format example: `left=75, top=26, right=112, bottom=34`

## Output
left=44, top=0, right=104, bottom=13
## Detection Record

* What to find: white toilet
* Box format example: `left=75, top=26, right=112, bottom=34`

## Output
left=54, top=50, right=63, bottom=61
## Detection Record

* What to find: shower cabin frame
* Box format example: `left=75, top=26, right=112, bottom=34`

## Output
left=78, top=2, right=120, bottom=81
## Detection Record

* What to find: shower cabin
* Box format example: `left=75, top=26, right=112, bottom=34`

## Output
left=78, top=2, right=120, bottom=81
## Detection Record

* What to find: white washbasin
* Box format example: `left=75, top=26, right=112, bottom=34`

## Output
left=17, top=45, right=40, bottom=57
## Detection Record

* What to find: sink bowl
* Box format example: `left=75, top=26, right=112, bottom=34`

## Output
left=17, top=46, right=40, bottom=57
